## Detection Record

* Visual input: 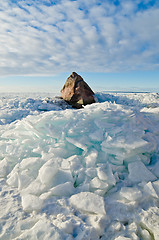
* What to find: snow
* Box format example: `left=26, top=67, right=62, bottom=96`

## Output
left=0, top=92, right=159, bottom=239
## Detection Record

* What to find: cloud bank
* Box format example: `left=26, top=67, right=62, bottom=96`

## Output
left=0, top=0, right=159, bottom=76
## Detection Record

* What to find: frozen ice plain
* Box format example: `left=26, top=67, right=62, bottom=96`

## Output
left=0, top=92, right=159, bottom=240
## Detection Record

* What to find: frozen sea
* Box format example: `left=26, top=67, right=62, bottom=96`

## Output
left=0, top=92, right=159, bottom=240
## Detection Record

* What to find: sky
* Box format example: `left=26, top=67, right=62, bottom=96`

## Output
left=0, top=0, right=159, bottom=93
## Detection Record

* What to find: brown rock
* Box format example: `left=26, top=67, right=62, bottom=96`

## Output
left=61, top=72, right=96, bottom=108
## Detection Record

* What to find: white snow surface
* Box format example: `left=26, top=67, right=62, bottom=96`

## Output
left=0, top=92, right=159, bottom=239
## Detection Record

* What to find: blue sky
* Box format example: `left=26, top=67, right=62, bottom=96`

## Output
left=0, top=0, right=159, bottom=92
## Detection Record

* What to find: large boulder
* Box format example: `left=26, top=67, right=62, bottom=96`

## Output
left=61, top=72, right=96, bottom=108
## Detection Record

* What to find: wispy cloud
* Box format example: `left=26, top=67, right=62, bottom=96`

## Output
left=0, top=0, right=159, bottom=76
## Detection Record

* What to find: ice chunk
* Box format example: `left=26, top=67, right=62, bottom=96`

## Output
left=69, top=192, right=106, bottom=215
left=84, top=150, right=98, bottom=167
left=76, top=183, right=90, bottom=192
left=21, top=179, right=46, bottom=195
left=114, top=237, right=132, bottom=240
left=38, top=164, right=58, bottom=186
left=128, top=161, right=156, bottom=183
left=152, top=180, right=159, bottom=196
left=151, top=160, right=159, bottom=177
left=143, top=181, right=158, bottom=198
left=124, top=155, right=141, bottom=165
left=94, top=189, right=108, bottom=196
left=39, top=162, right=73, bottom=188
left=53, top=169, right=73, bottom=186
left=141, top=107, right=159, bottom=113
left=120, top=187, right=142, bottom=201
left=49, top=182, right=75, bottom=197
left=18, top=171, right=33, bottom=190
left=139, top=154, right=150, bottom=165
left=97, top=164, right=116, bottom=186
left=89, top=129, right=104, bottom=142
left=40, top=182, right=75, bottom=199
left=85, top=168, right=97, bottom=178
left=101, top=132, right=149, bottom=162
left=139, top=228, right=151, bottom=240
left=62, top=155, right=81, bottom=171
left=0, top=158, right=9, bottom=177
left=7, top=172, right=19, bottom=187
left=21, top=194, right=43, bottom=212
left=20, top=157, right=42, bottom=174
left=74, top=168, right=85, bottom=186
left=90, top=177, right=109, bottom=190
left=61, top=158, right=71, bottom=170
left=66, top=137, right=87, bottom=152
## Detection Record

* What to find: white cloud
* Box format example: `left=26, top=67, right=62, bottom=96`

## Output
left=0, top=0, right=159, bottom=76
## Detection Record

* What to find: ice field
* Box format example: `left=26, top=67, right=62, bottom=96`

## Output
left=0, top=92, right=159, bottom=239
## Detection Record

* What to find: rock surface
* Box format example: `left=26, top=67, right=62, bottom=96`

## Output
left=61, top=72, right=96, bottom=108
